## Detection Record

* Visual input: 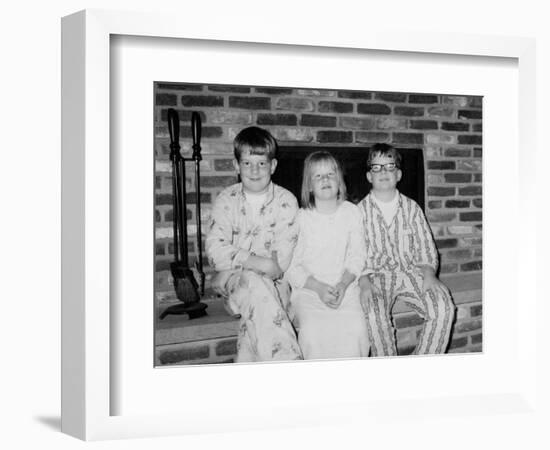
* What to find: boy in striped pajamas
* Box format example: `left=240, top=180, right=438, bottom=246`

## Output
left=358, top=144, right=456, bottom=356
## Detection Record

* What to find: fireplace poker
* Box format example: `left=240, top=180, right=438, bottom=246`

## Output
left=191, top=111, right=206, bottom=296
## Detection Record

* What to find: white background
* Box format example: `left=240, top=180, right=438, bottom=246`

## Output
left=1, top=1, right=548, bottom=449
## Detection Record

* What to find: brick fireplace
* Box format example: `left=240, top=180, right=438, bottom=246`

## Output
left=154, top=82, right=483, bottom=363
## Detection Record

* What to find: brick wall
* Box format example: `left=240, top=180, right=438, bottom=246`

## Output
left=155, top=82, right=482, bottom=307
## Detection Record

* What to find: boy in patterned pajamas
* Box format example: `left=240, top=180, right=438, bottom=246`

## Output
left=358, top=144, right=456, bottom=356
left=206, top=126, right=303, bottom=363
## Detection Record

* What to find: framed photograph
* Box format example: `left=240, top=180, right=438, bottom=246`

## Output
left=62, top=9, right=538, bottom=441
left=152, top=79, right=481, bottom=367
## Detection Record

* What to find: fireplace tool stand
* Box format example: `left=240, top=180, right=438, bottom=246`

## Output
left=159, top=109, right=207, bottom=320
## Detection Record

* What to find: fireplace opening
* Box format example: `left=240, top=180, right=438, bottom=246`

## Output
left=272, top=147, right=425, bottom=210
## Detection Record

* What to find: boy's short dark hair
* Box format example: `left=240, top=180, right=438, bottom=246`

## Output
left=233, top=126, right=278, bottom=162
left=367, top=143, right=402, bottom=169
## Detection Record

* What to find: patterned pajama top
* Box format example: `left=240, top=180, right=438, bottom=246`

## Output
left=206, top=182, right=299, bottom=276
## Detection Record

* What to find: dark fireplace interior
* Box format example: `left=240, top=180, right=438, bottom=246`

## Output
left=272, top=147, right=425, bottom=210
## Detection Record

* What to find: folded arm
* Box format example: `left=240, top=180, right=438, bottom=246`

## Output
left=205, top=195, right=250, bottom=271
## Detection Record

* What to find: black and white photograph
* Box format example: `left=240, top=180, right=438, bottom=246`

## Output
left=153, top=82, right=483, bottom=366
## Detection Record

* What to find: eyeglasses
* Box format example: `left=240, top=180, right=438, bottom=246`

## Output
left=369, top=163, right=397, bottom=173
left=312, top=172, right=337, bottom=181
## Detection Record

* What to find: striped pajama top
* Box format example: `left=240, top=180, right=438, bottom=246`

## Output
left=357, top=192, right=439, bottom=275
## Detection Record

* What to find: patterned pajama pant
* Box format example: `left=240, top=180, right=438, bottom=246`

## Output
left=365, top=270, right=456, bottom=356
left=224, top=270, right=303, bottom=363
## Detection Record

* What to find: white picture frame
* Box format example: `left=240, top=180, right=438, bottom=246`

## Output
left=61, top=9, right=540, bottom=441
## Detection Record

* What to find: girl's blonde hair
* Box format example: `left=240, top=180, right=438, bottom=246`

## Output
left=301, top=151, right=347, bottom=209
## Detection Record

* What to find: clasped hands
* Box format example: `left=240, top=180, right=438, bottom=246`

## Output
left=315, top=280, right=349, bottom=309
left=306, top=271, right=355, bottom=309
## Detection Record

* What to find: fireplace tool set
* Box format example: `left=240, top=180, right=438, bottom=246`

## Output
left=159, top=109, right=208, bottom=320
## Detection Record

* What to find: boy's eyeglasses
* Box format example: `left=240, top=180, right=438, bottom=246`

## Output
left=369, top=163, right=397, bottom=173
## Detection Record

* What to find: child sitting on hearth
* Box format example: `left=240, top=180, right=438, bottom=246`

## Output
left=357, top=143, right=456, bottom=356
left=285, top=151, right=369, bottom=359
left=206, top=126, right=302, bottom=363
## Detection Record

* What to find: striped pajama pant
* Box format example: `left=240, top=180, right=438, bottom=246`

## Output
left=365, top=270, right=455, bottom=356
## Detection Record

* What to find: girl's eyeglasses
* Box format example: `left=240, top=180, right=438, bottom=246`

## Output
left=369, top=163, right=397, bottom=173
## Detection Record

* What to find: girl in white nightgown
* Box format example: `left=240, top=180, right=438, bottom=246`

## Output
left=286, top=151, right=369, bottom=359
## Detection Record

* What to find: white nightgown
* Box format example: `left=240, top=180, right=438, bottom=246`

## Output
left=285, top=201, right=369, bottom=359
